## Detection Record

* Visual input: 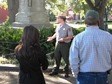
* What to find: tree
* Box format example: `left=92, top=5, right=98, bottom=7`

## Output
left=7, top=0, right=19, bottom=23
left=85, top=0, right=108, bottom=30
left=46, top=0, right=68, bottom=15
left=107, top=0, right=112, bottom=18
left=47, top=0, right=112, bottom=30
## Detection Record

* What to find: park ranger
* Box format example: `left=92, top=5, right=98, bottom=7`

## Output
left=47, top=16, right=73, bottom=77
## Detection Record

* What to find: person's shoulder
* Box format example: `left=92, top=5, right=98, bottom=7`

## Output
left=100, top=29, right=112, bottom=36
left=71, top=31, right=85, bottom=45
left=76, top=31, right=85, bottom=37
left=64, top=23, right=71, bottom=28
left=74, top=31, right=85, bottom=40
left=99, top=30, right=112, bottom=41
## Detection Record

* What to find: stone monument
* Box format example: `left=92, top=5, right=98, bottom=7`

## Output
left=7, top=0, right=19, bottom=23
left=13, top=0, right=50, bottom=28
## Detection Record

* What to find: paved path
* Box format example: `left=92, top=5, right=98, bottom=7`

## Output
left=0, top=64, right=112, bottom=84
left=0, top=71, right=76, bottom=84
left=0, top=64, right=76, bottom=84
left=1, top=71, right=112, bottom=84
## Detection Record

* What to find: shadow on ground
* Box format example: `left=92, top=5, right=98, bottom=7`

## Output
left=0, top=71, right=112, bottom=84
left=0, top=71, right=18, bottom=84
left=45, top=73, right=76, bottom=84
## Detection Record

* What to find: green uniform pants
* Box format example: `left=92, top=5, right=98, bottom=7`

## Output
left=53, top=42, right=70, bottom=74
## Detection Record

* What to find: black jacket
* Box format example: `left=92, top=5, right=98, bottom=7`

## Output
left=16, top=50, right=48, bottom=84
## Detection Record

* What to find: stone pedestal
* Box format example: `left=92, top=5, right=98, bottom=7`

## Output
left=13, top=0, right=50, bottom=28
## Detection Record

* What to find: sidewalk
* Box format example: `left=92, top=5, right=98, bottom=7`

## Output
left=0, top=64, right=76, bottom=84
left=1, top=71, right=112, bottom=84
left=0, top=64, right=112, bottom=84
left=0, top=71, right=75, bottom=84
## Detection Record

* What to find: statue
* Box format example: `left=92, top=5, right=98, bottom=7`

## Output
left=13, top=0, right=50, bottom=28
left=15, top=0, right=30, bottom=24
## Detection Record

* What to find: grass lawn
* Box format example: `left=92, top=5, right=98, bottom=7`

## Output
left=51, top=21, right=112, bottom=29
left=68, top=23, right=112, bottom=29
left=108, top=23, right=112, bottom=29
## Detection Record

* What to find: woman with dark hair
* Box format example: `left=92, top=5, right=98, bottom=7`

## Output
left=15, top=25, right=48, bottom=84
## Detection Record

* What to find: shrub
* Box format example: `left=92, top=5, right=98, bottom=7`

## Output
left=2, top=22, right=112, bottom=65
left=39, top=27, right=55, bottom=54
left=48, top=12, right=56, bottom=21
left=0, top=23, right=56, bottom=54
left=0, top=23, right=86, bottom=56
left=108, top=29, right=112, bottom=34
left=0, top=23, right=22, bottom=54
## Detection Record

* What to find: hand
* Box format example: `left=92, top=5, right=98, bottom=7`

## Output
left=47, top=37, right=53, bottom=42
left=59, top=38, right=64, bottom=42
left=72, top=71, right=77, bottom=78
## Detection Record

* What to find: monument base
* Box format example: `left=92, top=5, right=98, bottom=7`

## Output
left=13, top=22, right=51, bottom=28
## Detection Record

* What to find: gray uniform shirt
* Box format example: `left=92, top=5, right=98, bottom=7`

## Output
left=55, top=23, right=73, bottom=43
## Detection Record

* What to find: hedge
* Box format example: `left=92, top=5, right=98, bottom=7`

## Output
left=0, top=23, right=112, bottom=57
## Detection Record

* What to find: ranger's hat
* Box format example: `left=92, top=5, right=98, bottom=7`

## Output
left=85, top=10, right=99, bottom=23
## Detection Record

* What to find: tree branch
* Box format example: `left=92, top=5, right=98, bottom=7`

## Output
left=85, top=0, right=95, bottom=9
left=95, top=0, right=100, bottom=8
left=99, top=0, right=108, bottom=12
left=95, top=0, right=100, bottom=6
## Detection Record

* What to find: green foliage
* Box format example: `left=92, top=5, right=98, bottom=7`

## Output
left=47, top=0, right=57, bottom=3
left=1, top=22, right=112, bottom=56
left=46, top=0, right=112, bottom=19
left=0, top=23, right=56, bottom=56
left=107, top=1, right=112, bottom=17
left=73, top=27, right=85, bottom=35
left=48, top=12, right=56, bottom=21
left=39, top=27, right=55, bottom=54
left=0, top=23, right=86, bottom=56
left=1, top=23, right=112, bottom=65
left=0, top=23, right=22, bottom=54
left=46, top=0, right=69, bottom=15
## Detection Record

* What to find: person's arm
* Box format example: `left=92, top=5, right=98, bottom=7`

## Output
left=65, top=27, right=73, bottom=40
left=47, top=33, right=56, bottom=42
left=39, top=52, right=49, bottom=70
left=40, top=52, right=49, bottom=70
left=51, top=33, right=56, bottom=39
left=69, top=36, right=80, bottom=78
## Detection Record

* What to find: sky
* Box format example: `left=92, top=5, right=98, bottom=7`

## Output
left=0, top=0, right=4, bottom=2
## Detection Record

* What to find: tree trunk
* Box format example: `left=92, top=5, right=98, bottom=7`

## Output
left=85, top=0, right=108, bottom=30
left=7, top=0, right=19, bottom=23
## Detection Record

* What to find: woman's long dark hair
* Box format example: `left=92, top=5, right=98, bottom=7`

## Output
left=15, top=25, right=41, bottom=58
